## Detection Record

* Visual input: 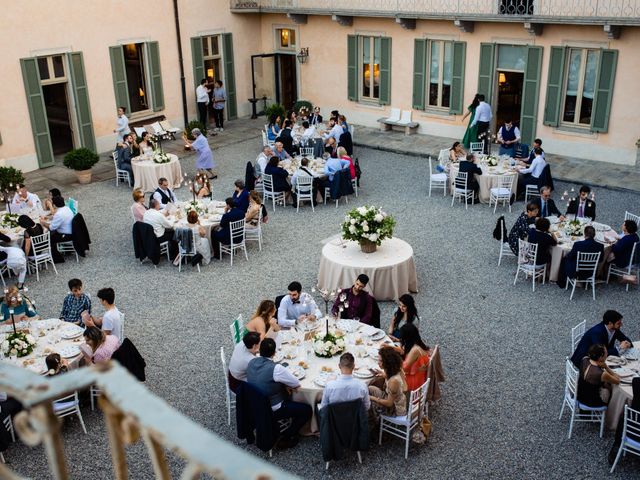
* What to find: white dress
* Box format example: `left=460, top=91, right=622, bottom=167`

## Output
left=191, top=225, right=211, bottom=265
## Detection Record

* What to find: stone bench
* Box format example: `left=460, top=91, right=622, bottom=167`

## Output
left=377, top=117, right=419, bottom=135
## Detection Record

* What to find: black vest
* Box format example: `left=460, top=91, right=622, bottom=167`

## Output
left=149, top=188, right=173, bottom=208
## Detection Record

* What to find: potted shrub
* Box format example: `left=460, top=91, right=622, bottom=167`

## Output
left=0, top=166, right=25, bottom=192
left=63, top=148, right=99, bottom=184
left=293, top=99, right=313, bottom=116
left=185, top=120, right=207, bottom=141
left=264, top=103, right=285, bottom=122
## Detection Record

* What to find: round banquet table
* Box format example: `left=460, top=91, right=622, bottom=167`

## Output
left=449, top=161, right=518, bottom=204
left=132, top=154, right=182, bottom=192
left=605, top=344, right=639, bottom=430
left=318, top=237, right=418, bottom=301
left=165, top=200, right=227, bottom=253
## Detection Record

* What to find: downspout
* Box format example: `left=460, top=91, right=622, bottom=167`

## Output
left=173, top=0, right=189, bottom=126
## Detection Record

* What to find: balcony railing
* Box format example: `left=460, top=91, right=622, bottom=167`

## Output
left=0, top=362, right=298, bottom=480
left=230, top=0, right=640, bottom=22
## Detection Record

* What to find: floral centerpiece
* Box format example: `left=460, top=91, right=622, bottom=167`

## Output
left=341, top=205, right=395, bottom=253
left=1, top=213, right=19, bottom=228
left=486, top=155, right=498, bottom=167
left=312, top=331, right=346, bottom=358
left=153, top=150, right=171, bottom=164
left=184, top=200, right=203, bottom=215
left=2, top=332, right=36, bottom=358
left=564, top=219, right=585, bottom=236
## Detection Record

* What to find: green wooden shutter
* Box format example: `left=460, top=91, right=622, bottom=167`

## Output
left=477, top=43, right=495, bottom=105
left=20, top=58, right=55, bottom=168
left=412, top=39, right=426, bottom=110
left=67, top=52, right=96, bottom=152
left=222, top=33, right=237, bottom=120
left=449, top=41, right=466, bottom=115
left=347, top=35, right=358, bottom=101
left=591, top=49, right=618, bottom=133
left=109, top=46, right=130, bottom=113
left=543, top=46, right=566, bottom=127
left=146, top=41, right=164, bottom=111
left=190, top=37, right=205, bottom=89
left=519, top=46, right=543, bottom=145
left=379, top=37, right=392, bottom=106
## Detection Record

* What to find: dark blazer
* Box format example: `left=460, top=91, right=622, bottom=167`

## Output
left=244, top=162, right=256, bottom=191
left=571, top=322, right=633, bottom=367
left=566, top=199, right=597, bottom=220
left=527, top=228, right=557, bottom=265
left=132, top=222, right=161, bottom=265
left=214, top=207, right=245, bottom=245
left=276, top=128, right=295, bottom=155
left=112, top=338, right=146, bottom=382
left=458, top=160, right=482, bottom=190
left=564, top=237, right=604, bottom=277
left=338, top=130, right=353, bottom=156
left=612, top=233, right=640, bottom=268
left=235, top=382, right=277, bottom=452
left=318, top=399, right=369, bottom=462
left=232, top=189, right=250, bottom=212
left=309, top=113, right=323, bottom=125
left=71, top=213, right=91, bottom=257
left=116, top=144, right=133, bottom=168
left=264, top=164, right=291, bottom=192
left=532, top=197, right=562, bottom=217
left=328, top=169, right=354, bottom=200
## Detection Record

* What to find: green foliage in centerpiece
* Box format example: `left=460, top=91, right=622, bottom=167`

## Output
left=312, top=332, right=346, bottom=358
left=341, top=206, right=395, bottom=246
left=3, top=332, right=36, bottom=358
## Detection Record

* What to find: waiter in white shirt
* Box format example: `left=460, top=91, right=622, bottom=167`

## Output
left=11, top=185, right=42, bottom=214
left=195, top=78, right=210, bottom=127
left=470, top=94, right=492, bottom=154
left=277, top=281, right=322, bottom=328
left=40, top=196, right=74, bottom=263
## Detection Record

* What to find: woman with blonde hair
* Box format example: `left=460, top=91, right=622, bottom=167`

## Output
left=1, top=285, right=37, bottom=323
left=245, top=300, right=280, bottom=340
left=337, top=146, right=356, bottom=180
left=245, top=190, right=263, bottom=227
left=131, top=189, right=147, bottom=222
left=186, top=210, right=211, bottom=265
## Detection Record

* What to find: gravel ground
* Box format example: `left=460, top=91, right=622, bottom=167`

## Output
left=4, top=136, right=640, bottom=479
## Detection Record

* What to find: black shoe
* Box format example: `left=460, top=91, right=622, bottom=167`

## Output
left=608, top=445, right=619, bottom=465
left=509, top=194, right=516, bottom=206
left=278, top=436, right=299, bottom=450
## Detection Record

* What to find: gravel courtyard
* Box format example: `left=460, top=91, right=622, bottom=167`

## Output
left=5, top=135, right=640, bottom=479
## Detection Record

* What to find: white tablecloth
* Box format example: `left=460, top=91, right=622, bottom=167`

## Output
left=165, top=200, right=226, bottom=253
left=606, top=345, right=639, bottom=429
left=318, top=237, right=418, bottom=301
left=450, top=162, right=518, bottom=204
left=132, top=154, right=182, bottom=192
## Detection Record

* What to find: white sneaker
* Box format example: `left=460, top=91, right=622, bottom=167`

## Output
left=219, top=128, right=224, bottom=132
left=213, top=128, right=219, bottom=132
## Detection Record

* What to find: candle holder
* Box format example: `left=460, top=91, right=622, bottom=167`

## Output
left=312, top=286, right=337, bottom=315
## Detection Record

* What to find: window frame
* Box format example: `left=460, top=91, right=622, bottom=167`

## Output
left=358, top=35, right=381, bottom=103
left=274, top=27, right=297, bottom=52
left=38, top=55, right=68, bottom=85
left=202, top=35, right=223, bottom=83
left=426, top=39, right=453, bottom=110
left=121, top=42, right=153, bottom=117
left=560, top=47, right=599, bottom=128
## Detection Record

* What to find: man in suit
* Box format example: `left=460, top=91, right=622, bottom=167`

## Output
left=275, top=120, right=296, bottom=156
left=309, top=106, right=323, bottom=126
left=571, top=310, right=633, bottom=367
left=566, top=185, right=596, bottom=220
left=557, top=226, right=604, bottom=288
left=212, top=197, right=245, bottom=258
left=116, top=134, right=135, bottom=184
left=609, top=219, right=639, bottom=268
left=457, top=154, right=482, bottom=198
left=532, top=186, right=564, bottom=220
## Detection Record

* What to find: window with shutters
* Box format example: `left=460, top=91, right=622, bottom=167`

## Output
left=360, top=36, right=380, bottom=101
left=202, top=35, right=223, bottom=83
left=427, top=40, right=453, bottom=109
left=122, top=43, right=151, bottom=113
left=561, top=48, right=599, bottom=127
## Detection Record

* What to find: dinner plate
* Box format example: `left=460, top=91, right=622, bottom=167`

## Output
left=60, top=325, right=84, bottom=339
left=336, top=320, right=360, bottom=333
left=353, top=367, right=374, bottom=379
left=367, top=347, right=380, bottom=359
left=616, top=367, right=636, bottom=378
left=370, top=329, right=386, bottom=341
left=314, top=372, right=335, bottom=387
left=351, top=346, right=368, bottom=359
left=58, top=345, right=81, bottom=358
left=288, top=366, right=306, bottom=380
left=272, top=351, right=285, bottom=363
left=622, top=348, right=639, bottom=361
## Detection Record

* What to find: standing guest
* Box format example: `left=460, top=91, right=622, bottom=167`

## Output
left=320, top=352, right=370, bottom=414
left=309, top=106, right=323, bottom=126
left=497, top=119, right=521, bottom=156
left=60, top=278, right=91, bottom=325
left=83, top=288, right=123, bottom=344
left=0, top=245, right=27, bottom=290
left=276, top=120, right=296, bottom=156
left=40, top=196, right=74, bottom=263
left=469, top=94, right=492, bottom=154
left=399, top=323, right=431, bottom=392
left=517, top=147, right=546, bottom=195
left=245, top=300, right=280, bottom=340
left=265, top=156, right=292, bottom=202
left=183, top=128, right=216, bottom=179
left=138, top=131, right=155, bottom=153
left=516, top=138, right=544, bottom=166
left=458, top=153, right=483, bottom=197
left=212, top=80, right=226, bottom=131
left=527, top=217, right=557, bottom=266
left=461, top=94, right=480, bottom=149
left=143, top=199, right=175, bottom=247
left=1, top=285, right=36, bottom=323
left=273, top=141, right=291, bottom=161
left=577, top=344, right=620, bottom=408
left=267, top=114, right=281, bottom=142
left=245, top=190, right=265, bottom=227
left=532, top=186, right=564, bottom=219
left=608, top=219, right=639, bottom=268
left=331, top=274, right=374, bottom=325
left=557, top=225, right=604, bottom=289
left=80, top=326, right=119, bottom=364
left=232, top=180, right=250, bottom=212
left=246, top=338, right=312, bottom=449
left=18, top=215, right=44, bottom=258
left=113, top=107, right=130, bottom=143
left=43, top=188, right=62, bottom=212
left=116, top=133, right=135, bottom=184
left=211, top=198, right=245, bottom=258
left=228, top=331, right=261, bottom=393
left=255, top=146, right=273, bottom=179
left=277, top=281, right=322, bottom=328
left=131, top=189, right=147, bottom=222
left=369, top=347, right=408, bottom=420
left=571, top=310, right=633, bottom=367
left=152, top=178, right=177, bottom=210
left=388, top=294, right=420, bottom=340
left=11, top=184, right=42, bottom=213
left=337, top=147, right=355, bottom=180
left=186, top=210, right=211, bottom=266
left=195, top=79, right=210, bottom=126
left=45, top=353, right=69, bottom=376
left=565, top=185, right=596, bottom=220
left=449, top=141, right=467, bottom=164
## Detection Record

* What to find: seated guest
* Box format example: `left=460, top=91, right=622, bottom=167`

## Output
left=388, top=293, right=420, bottom=339
left=152, top=177, right=177, bottom=210
left=449, top=141, right=467, bottom=164
left=245, top=190, right=264, bottom=227
left=60, top=278, right=91, bottom=325
left=43, top=188, right=62, bottom=212
left=1, top=285, right=36, bottom=323
left=324, top=137, right=338, bottom=158
left=246, top=300, right=280, bottom=340
left=80, top=326, right=120, bottom=365
left=565, top=185, right=596, bottom=220
left=143, top=198, right=174, bottom=245
left=267, top=114, right=281, bottom=142
left=212, top=197, right=245, bottom=258
left=246, top=338, right=312, bottom=448
left=287, top=110, right=298, bottom=125
left=277, top=281, right=322, bottom=328
left=11, top=184, right=42, bottom=213
left=228, top=331, right=261, bottom=393
left=608, top=219, right=639, bottom=268
left=399, top=323, right=431, bottom=392
left=39, top=196, right=74, bottom=263
left=571, top=310, right=633, bottom=367
left=18, top=215, right=44, bottom=258
left=186, top=211, right=211, bottom=266
left=300, top=120, right=316, bottom=145
left=45, top=353, right=69, bottom=376
left=577, top=344, right=620, bottom=408
left=320, top=352, right=370, bottom=414
left=116, top=134, right=135, bottom=184
left=232, top=180, right=250, bottom=212
left=337, top=147, right=355, bottom=180
left=497, top=119, right=521, bottom=156
left=369, top=346, right=407, bottom=420
left=532, top=186, right=564, bottom=219
left=276, top=120, right=296, bottom=156
left=309, top=106, right=323, bottom=126
left=508, top=202, right=539, bottom=255
left=609, top=377, right=640, bottom=465
left=331, top=274, right=374, bottom=325
left=273, top=141, right=291, bottom=161
left=0, top=245, right=27, bottom=290
left=83, top=288, right=123, bottom=344
left=457, top=153, right=482, bottom=197
left=255, top=146, right=273, bottom=179
left=527, top=217, right=557, bottom=265
left=138, top=131, right=155, bottom=153
left=516, top=147, right=546, bottom=195
left=516, top=138, right=544, bottom=166
left=264, top=156, right=292, bottom=198
left=131, top=188, right=147, bottom=222
left=557, top=226, right=604, bottom=288
left=323, top=117, right=344, bottom=144
left=323, top=155, right=350, bottom=183
left=291, top=158, right=316, bottom=204
left=193, top=173, right=211, bottom=199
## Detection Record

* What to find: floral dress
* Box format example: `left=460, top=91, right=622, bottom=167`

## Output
left=508, top=212, right=535, bottom=255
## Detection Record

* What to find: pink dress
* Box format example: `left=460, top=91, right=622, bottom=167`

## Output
left=92, top=335, right=120, bottom=363
left=131, top=203, right=146, bottom=222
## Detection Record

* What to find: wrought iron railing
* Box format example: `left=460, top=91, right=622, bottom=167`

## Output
left=230, top=0, right=640, bottom=20
left=0, top=362, right=297, bottom=480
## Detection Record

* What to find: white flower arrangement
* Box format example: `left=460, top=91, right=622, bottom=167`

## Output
left=564, top=219, right=585, bottom=236
left=486, top=156, right=498, bottom=167
left=153, top=150, right=171, bottom=164
left=341, top=205, right=395, bottom=246
left=184, top=201, right=203, bottom=215
left=312, top=332, right=346, bottom=358
left=3, top=332, right=36, bottom=358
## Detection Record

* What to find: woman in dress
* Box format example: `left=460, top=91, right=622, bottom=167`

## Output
left=399, top=323, right=431, bottom=392
left=369, top=346, right=408, bottom=420
left=186, top=210, right=211, bottom=265
left=337, top=146, right=356, bottom=180
left=183, top=128, right=216, bottom=179
left=1, top=285, right=37, bottom=323
left=578, top=344, right=620, bottom=408
left=81, top=326, right=120, bottom=365
left=461, top=94, right=480, bottom=149
left=138, top=132, right=155, bottom=154
left=193, top=173, right=211, bottom=199
left=448, top=141, right=467, bottom=164
left=245, top=190, right=263, bottom=227
left=527, top=217, right=557, bottom=266
left=130, top=189, right=147, bottom=223
left=508, top=202, right=539, bottom=255
left=18, top=215, right=44, bottom=257
left=113, top=106, right=130, bottom=144
left=388, top=294, right=420, bottom=340
left=245, top=300, right=280, bottom=340
left=267, top=114, right=282, bottom=142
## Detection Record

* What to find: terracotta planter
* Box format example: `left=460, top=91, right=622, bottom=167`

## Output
left=75, top=169, right=92, bottom=184
left=359, top=239, right=377, bottom=253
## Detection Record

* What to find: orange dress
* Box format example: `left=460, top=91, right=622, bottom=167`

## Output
left=403, top=351, right=430, bottom=392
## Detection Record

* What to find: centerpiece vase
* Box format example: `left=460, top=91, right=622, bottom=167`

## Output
left=359, top=239, right=377, bottom=253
